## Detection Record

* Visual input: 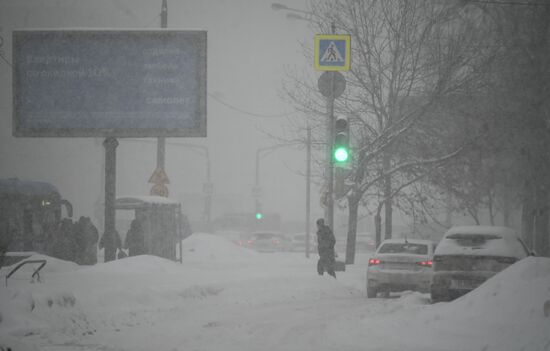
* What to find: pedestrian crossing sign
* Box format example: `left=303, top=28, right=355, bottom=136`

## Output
left=314, top=34, right=351, bottom=71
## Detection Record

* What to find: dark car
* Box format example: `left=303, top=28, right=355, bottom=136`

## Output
left=430, top=225, right=531, bottom=303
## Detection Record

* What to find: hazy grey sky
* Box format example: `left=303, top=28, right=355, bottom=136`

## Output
left=0, top=0, right=328, bottom=227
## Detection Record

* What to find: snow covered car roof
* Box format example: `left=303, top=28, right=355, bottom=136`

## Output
left=375, top=238, right=434, bottom=256
left=435, top=225, right=529, bottom=258
left=378, top=238, right=433, bottom=245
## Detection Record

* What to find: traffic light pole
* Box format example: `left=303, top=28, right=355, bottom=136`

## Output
left=326, top=72, right=335, bottom=231
left=326, top=22, right=337, bottom=231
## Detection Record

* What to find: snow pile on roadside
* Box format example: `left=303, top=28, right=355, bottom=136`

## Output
left=418, top=257, right=550, bottom=351
left=2, top=233, right=548, bottom=351
left=180, top=232, right=259, bottom=261
left=87, top=254, right=183, bottom=275
left=0, top=253, right=79, bottom=276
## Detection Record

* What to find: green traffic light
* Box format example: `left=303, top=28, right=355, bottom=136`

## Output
left=255, top=213, right=263, bottom=220
left=334, top=147, right=349, bottom=162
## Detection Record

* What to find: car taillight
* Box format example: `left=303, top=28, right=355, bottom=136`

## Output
left=368, top=258, right=380, bottom=266
left=417, top=260, right=432, bottom=267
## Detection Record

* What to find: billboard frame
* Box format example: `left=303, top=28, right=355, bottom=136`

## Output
left=12, top=29, right=207, bottom=138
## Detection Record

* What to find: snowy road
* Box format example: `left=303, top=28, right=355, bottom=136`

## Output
left=1, top=233, right=549, bottom=351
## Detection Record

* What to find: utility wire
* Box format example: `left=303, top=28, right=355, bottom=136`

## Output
left=208, top=92, right=296, bottom=119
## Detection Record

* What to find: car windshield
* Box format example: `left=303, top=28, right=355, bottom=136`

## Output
left=378, top=243, right=428, bottom=255
left=446, top=233, right=501, bottom=247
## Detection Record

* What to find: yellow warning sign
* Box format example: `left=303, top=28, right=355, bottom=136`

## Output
left=148, top=167, right=170, bottom=184
left=150, top=183, right=169, bottom=197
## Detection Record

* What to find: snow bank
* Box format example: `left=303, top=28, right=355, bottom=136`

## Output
left=180, top=232, right=259, bottom=261
left=419, top=257, right=550, bottom=351
left=1, top=253, right=79, bottom=276
left=1, top=234, right=548, bottom=351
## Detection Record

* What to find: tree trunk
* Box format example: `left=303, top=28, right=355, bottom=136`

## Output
left=501, top=186, right=511, bottom=227
left=534, top=186, right=549, bottom=257
left=345, top=195, right=359, bottom=264
left=374, top=200, right=384, bottom=249
left=521, top=183, right=535, bottom=251
left=383, top=153, right=393, bottom=240
left=374, top=212, right=382, bottom=249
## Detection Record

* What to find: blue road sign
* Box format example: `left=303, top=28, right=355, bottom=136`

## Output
left=314, top=34, right=351, bottom=71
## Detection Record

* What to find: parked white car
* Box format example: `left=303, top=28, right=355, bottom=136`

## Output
left=431, top=225, right=531, bottom=302
left=366, top=238, right=436, bottom=298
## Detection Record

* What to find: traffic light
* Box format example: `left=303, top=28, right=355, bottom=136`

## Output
left=333, top=115, right=350, bottom=167
left=255, top=201, right=263, bottom=220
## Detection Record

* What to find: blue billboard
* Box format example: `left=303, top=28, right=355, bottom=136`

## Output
left=13, top=30, right=207, bottom=137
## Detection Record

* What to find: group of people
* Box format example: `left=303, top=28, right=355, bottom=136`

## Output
left=98, top=217, right=146, bottom=260
left=46, top=216, right=99, bottom=265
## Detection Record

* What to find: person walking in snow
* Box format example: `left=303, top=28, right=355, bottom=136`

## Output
left=316, top=218, right=336, bottom=278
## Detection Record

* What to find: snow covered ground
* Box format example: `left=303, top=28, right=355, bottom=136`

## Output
left=1, top=233, right=549, bottom=351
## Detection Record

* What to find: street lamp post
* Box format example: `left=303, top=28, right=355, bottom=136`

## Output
left=254, top=145, right=283, bottom=219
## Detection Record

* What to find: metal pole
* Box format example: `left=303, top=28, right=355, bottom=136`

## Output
left=204, top=149, right=212, bottom=227
left=326, top=22, right=336, bottom=231
left=255, top=149, right=261, bottom=216
left=327, top=72, right=335, bottom=231
left=156, top=0, right=167, bottom=179
left=103, top=137, right=119, bottom=262
left=306, top=127, right=311, bottom=258
left=161, top=0, right=167, bottom=28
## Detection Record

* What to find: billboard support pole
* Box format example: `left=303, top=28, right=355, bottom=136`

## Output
left=102, top=137, right=119, bottom=262
left=154, top=0, right=168, bottom=195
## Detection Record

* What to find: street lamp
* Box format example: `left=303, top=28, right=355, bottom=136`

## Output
left=271, top=3, right=310, bottom=14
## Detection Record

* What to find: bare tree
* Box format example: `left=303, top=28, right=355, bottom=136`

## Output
left=281, top=0, right=498, bottom=263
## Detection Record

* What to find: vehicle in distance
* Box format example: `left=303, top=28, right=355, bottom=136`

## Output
left=366, top=238, right=436, bottom=298
left=289, top=232, right=316, bottom=253
left=213, top=230, right=250, bottom=246
left=246, top=231, right=291, bottom=252
left=430, top=225, right=531, bottom=303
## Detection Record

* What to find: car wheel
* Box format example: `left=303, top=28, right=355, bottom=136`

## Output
left=366, top=283, right=377, bottom=298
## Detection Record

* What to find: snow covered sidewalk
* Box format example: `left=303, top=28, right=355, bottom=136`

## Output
left=1, top=233, right=549, bottom=351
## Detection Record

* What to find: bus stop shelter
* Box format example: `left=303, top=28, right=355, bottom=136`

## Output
left=115, top=196, right=183, bottom=262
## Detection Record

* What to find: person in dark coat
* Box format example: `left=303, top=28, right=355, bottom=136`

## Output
left=75, top=216, right=99, bottom=265
left=316, top=218, right=336, bottom=278
left=53, top=218, right=77, bottom=262
left=99, top=229, right=121, bottom=262
left=125, top=218, right=146, bottom=256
